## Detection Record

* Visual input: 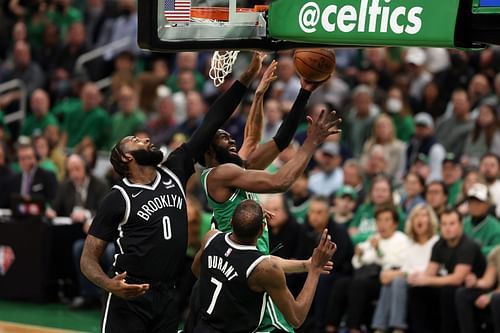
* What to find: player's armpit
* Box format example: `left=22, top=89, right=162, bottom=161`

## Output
left=248, top=258, right=301, bottom=328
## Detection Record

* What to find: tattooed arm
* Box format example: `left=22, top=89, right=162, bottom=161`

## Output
left=81, top=235, right=149, bottom=299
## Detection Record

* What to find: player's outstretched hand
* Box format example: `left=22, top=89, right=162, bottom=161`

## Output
left=306, top=109, right=342, bottom=146
left=311, top=229, right=337, bottom=273
left=300, top=75, right=331, bottom=92
left=256, top=60, right=278, bottom=96
left=108, top=271, right=150, bottom=300
left=240, top=52, right=268, bottom=87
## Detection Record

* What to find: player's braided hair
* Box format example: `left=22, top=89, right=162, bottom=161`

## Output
left=110, top=141, right=130, bottom=178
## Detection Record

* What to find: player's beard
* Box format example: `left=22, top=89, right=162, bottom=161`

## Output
left=129, top=149, right=164, bottom=166
left=213, top=144, right=243, bottom=167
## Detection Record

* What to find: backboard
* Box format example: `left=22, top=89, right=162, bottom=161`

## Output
left=138, top=0, right=500, bottom=52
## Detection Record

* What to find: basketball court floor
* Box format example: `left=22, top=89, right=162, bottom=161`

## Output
left=0, top=300, right=100, bottom=333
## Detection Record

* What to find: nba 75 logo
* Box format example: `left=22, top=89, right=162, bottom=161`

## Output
left=0, top=246, right=15, bottom=276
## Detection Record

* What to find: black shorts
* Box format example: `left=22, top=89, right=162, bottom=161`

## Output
left=100, top=280, right=179, bottom=333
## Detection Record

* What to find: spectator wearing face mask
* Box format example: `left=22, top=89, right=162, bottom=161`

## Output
left=384, top=86, right=415, bottom=143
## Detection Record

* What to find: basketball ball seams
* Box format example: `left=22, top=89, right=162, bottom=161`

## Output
left=295, top=58, right=331, bottom=75
left=293, top=48, right=336, bottom=82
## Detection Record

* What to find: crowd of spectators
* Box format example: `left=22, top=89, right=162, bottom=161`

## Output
left=1, top=0, right=500, bottom=332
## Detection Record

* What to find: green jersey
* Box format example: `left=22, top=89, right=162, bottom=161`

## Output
left=463, top=215, right=500, bottom=256
left=201, top=168, right=269, bottom=254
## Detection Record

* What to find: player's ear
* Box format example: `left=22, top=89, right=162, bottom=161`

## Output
left=122, top=151, right=134, bottom=163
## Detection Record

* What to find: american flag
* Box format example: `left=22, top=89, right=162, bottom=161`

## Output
left=164, top=0, right=191, bottom=23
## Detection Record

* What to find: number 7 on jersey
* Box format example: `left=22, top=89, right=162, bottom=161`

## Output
left=206, top=277, right=222, bottom=315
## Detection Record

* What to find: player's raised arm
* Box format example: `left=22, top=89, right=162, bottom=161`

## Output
left=249, top=229, right=336, bottom=328
left=244, top=77, right=329, bottom=170
left=206, top=110, right=341, bottom=199
left=238, top=59, right=278, bottom=160
left=185, top=52, right=266, bottom=163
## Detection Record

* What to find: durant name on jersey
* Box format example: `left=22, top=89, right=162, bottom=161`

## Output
left=207, top=255, right=239, bottom=281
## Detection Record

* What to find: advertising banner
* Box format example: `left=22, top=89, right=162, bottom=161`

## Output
left=268, top=0, right=460, bottom=47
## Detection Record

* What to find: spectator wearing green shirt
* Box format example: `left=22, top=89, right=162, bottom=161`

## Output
left=61, top=82, right=111, bottom=150
left=349, top=175, right=406, bottom=245
left=21, top=89, right=59, bottom=137
left=463, top=183, right=500, bottom=256
left=47, top=0, right=83, bottom=40
left=108, top=85, right=146, bottom=148
left=384, top=86, right=415, bottom=143
left=442, top=153, right=463, bottom=206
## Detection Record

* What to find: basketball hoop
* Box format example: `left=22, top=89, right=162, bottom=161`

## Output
left=209, top=50, right=240, bottom=87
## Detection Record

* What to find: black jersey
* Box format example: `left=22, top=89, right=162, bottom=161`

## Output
left=89, top=145, right=194, bottom=283
left=199, top=233, right=268, bottom=333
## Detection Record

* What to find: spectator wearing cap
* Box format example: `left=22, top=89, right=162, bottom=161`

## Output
left=308, top=142, right=344, bottom=197
left=361, top=114, right=406, bottom=182
left=405, top=47, right=432, bottom=108
left=331, top=186, right=358, bottom=230
left=463, top=183, right=500, bottom=256
left=343, top=84, right=381, bottom=158
left=479, top=153, right=500, bottom=218
left=425, top=181, right=449, bottom=217
left=400, top=172, right=426, bottom=215
left=455, top=244, right=500, bottom=333
left=442, top=153, right=464, bottom=206
left=406, top=112, right=446, bottom=181
left=21, top=89, right=59, bottom=137
left=435, top=89, right=474, bottom=158
left=462, top=103, right=500, bottom=168
left=384, top=86, right=415, bottom=143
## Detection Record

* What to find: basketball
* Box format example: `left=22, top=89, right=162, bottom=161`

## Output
left=293, top=49, right=336, bottom=82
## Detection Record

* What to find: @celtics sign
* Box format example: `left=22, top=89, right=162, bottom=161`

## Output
left=298, top=0, right=423, bottom=34
left=268, top=0, right=460, bottom=47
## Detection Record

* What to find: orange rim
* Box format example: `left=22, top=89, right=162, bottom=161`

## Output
left=191, top=5, right=269, bottom=21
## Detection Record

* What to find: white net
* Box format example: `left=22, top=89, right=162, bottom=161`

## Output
left=209, top=50, right=240, bottom=87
